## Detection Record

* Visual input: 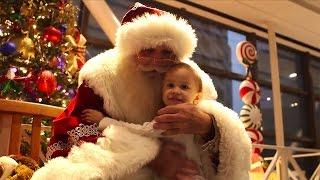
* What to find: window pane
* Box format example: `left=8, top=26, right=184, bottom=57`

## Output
left=277, top=47, right=304, bottom=89
left=189, top=17, right=246, bottom=75
left=86, top=44, right=106, bottom=58
left=257, top=40, right=271, bottom=82
left=281, top=93, right=309, bottom=138
left=208, top=75, right=232, bottom=109
left=315, top=101, right=320, bottom=146
left=257, top=41, right=304, bottom=89
left=260, top=87, right=275, bottom=136
left=228, top=31, right=247, bottom=75
left=310, top=58, right=320, bottom=95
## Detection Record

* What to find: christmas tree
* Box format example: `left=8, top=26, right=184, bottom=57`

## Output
left=0, top=0, right=86, bottom=107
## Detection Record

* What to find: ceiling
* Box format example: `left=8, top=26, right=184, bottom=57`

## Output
left=157, top=0, right=320, bottom=57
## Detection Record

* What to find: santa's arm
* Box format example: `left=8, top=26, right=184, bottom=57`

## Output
left=198, top=100, right=252, bottom=180
left=46, top=82, right=106, bottom=159
left=99, top=117, right=163, bottom=137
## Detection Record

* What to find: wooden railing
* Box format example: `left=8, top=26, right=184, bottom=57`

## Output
left=251, top=144, right=320, bottom=180
left=0, top=99, right=64, bottom=162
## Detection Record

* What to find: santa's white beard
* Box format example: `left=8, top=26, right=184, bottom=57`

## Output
left=114, top=57, right=163, bottom=124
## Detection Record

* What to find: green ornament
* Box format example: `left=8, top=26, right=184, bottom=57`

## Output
left=10, top=13, right=22, bottom=21
left=1, top=80, right=21, bottom=96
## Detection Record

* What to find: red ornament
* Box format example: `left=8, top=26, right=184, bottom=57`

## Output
left=37, top=70, right=57, bottom=95
left=57, top=0, right=67, bottom=9
left=239, top=77, right=261, bottom=104
left=43, top=26, right=62, bottom=44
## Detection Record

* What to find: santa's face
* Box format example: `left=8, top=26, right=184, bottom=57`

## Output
left=135, top=45, right=178, bottom=75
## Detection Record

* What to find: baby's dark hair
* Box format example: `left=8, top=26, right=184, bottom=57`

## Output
left=164, top=63, right=202, bottom=92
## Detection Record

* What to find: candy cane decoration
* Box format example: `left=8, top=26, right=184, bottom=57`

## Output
left=239, top=78, right=261, bottom=105
left=236, top=41, right=257, bottom=66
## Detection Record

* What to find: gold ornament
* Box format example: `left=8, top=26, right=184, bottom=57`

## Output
left=65, top=34, right=87, bottom=74
left=18, top=36, right=35, bottom=59
left=66, top=53, right=78, bottom=75
left=20, top=6, right=34, bottom=17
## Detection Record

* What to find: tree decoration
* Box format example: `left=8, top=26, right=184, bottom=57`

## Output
left=36, top=70, right=57, bottom=96
left=240, top=104, right=262, bottom=129
left=239, top=77, right=261, bottom=105
left=43, top=26, right=62, bottom=45
left=0, top=0, right=86, bottom=107
left=236, top=40, right=265, bottom=166
left=0, top=42, right=17, bottom=55
left=65, top=34, right=87, bottom=74
left=18, top=36, right=35, bottom=59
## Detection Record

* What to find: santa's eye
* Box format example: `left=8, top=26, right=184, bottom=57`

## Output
left=161, top=49, right=174, bottom=57
left=142, top=48, right=155, bottom=54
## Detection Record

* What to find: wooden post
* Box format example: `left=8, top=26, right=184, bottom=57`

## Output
left=267, top=22, right=288, bottom=179
left=9, top=113, right=22, bottom=155
left=30, top=116, right=42, bottom=162
left=82, top=0, right=120, bottom=45
left=0, top=112, right=13, bottom=156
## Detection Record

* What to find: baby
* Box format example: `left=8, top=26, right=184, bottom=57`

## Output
left=82, top=63, right=207, bottom=179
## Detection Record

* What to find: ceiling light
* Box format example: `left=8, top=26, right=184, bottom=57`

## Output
left=289, top=73, right=297, bottom=78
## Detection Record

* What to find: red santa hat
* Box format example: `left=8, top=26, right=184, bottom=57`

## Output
left=115, top=2, right=197, bottom=60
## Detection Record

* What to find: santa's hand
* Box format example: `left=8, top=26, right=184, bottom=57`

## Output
left=149, top=139, right=199, bottom=179
left=81, top=109, right=104, bottom=124
left=153, top=103, right=213, bottom=137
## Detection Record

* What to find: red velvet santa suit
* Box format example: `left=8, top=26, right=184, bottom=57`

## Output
left=44, top=3, right=251, bottom=180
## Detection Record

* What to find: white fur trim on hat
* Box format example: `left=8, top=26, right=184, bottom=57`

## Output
left=116, top=13, right=197, bottom=60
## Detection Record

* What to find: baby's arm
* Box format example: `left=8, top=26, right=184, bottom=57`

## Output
left=99, top=117, right=163, bottom=137
left=82, top=109, right=163, bottom=136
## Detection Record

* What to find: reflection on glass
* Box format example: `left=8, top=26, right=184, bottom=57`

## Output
left=260, top=87, right=275, bottom=136
left=189, top=18, right=247, bottom=76
left=277, top=47, right=303, bottom=89
left=257, top=41, right=304, bottom=89
left=315, top=101, right=320, bottom=145
left=257, top=40, right=271, bottom=82
left=281, top=93, right=309, bottom=138
left=209, top=75, right=232, bottom=109
left=310, top=58, right=320, bottom=95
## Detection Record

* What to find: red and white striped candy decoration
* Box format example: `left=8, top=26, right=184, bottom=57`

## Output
left=246, top=128, right=264, bottom=154
left=239, top=78, right=261, bottom=104
left=236, top=41, right=257, bottom=66
left=240, top=104, right=262, bottom=130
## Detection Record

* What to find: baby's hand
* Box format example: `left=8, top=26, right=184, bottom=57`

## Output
left=81, top=109, right=104, bottom=124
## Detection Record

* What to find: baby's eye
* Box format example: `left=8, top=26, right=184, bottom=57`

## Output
left=166, top=83, right=174, bottom=88
left=180, top=84, right=189, bottom=90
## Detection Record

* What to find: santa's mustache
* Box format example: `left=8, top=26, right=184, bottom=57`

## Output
left=137, top=65, right=168, bottom=73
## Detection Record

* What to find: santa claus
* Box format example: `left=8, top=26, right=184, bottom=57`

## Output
left=35, top=2, right=251, bottom=180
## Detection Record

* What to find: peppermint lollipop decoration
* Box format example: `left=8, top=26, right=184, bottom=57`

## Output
left=236, top=41, right=257, bottom=66
left=240, top=104, right=262, bottom=129
left=239, top=77, right=261, bottom=105
left=246, top=128, right=264, bottom=154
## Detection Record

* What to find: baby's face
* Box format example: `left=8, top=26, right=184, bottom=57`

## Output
left=162, top=68, right=200, bottom=106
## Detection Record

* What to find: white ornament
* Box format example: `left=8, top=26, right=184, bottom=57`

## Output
left=240, top=104, right=262, bottom=129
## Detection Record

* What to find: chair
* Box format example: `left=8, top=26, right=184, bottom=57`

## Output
left=0, top=99, right=64, bottom=162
